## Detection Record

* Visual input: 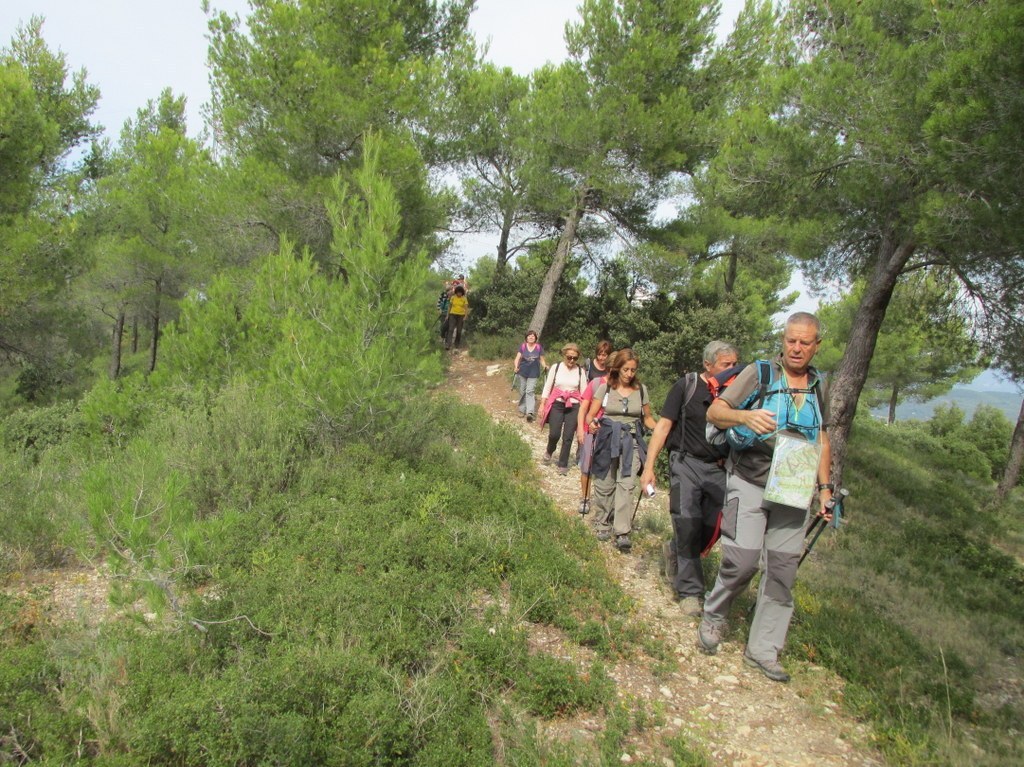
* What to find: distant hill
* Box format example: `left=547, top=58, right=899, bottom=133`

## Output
left=870, top=385, right=1021, bottom=423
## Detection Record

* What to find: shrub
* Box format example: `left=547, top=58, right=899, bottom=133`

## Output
left=1, top=400, right=80, bottom=459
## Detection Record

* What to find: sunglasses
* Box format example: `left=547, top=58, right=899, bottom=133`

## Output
left=565, top=354, right=579, bottom=361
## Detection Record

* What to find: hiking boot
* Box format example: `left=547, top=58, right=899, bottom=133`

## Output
left=596, top=529, right=612, bottom=542
left=542, top=453, right=552, bottom=465
left=526, top=413, right=534, bottom=423
left=578, top=499, right=590, bottom=516
left=679, top=596, right=703, bottom=617
left=615, top=534, right=631, bottom=553
left=743, top=651, right=791, bottom=683
left=556, top=465, right=568, bottom=476
left=697, top=619, right=724, bottom=655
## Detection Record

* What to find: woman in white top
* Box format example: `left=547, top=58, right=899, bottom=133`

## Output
left=537, top=343, right=587, bottom=475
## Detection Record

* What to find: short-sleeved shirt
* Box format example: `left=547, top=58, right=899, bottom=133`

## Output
left=518, top=343, right=544, bottom=379
left=586, top=361, right=607, bottom=382
left=448, top=294, right=469, bottom=316
left=719, top=356, right=830, bottom=486
left=658, top=373, right=723, bottom=462
left=593, top=383, right=648, bottom=425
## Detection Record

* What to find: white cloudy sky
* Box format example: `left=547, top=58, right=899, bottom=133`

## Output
left=1, top=0, right=746, bottom=139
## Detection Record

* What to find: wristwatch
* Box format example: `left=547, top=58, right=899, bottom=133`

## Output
left=817, top=482, right=835, bottom=491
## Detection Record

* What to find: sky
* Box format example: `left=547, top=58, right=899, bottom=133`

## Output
left=2, top=0, right=746, bottom=140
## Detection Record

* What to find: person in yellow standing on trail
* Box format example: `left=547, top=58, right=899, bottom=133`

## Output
left=444, top=284, right=469, bottom=350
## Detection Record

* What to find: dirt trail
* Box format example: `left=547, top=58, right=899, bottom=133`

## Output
left=448, top=352, right=884, bottom=767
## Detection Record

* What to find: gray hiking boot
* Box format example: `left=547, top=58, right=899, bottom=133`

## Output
left=743, top=651, right=791, bottom=683
left=578, top=499, right=590, bottom=516
left=542, top=452, right=552, bottom=465
left=679, top=596, right=703, bottom=617
left=596, top=528, right=612, bottom=542
left=615, top=534, right=631, bottom=553
left=697, top=619, right=724, bottom=655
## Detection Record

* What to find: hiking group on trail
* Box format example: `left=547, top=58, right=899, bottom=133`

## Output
left=508, top=312, right=834, bottom=685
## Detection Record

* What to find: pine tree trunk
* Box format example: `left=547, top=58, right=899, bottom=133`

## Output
left=724, top=246, right=738, bottom=294
left=829, top=235, right=916, bottom=487
left=995, top=398, right=1024, bottom=502
left=495, top=208, right=513, bottom=274
left=148, top=280, right=162, bottom=374
left=887, top=383, right=899, bottom=425
left=109, top=309, right=125, bottom=379
left=131, top=317, right=139, bottom=353
left=527, top=194, right=585, bottom=338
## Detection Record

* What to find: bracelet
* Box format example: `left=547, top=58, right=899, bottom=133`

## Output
left=817, top=483, right=834, bottom=491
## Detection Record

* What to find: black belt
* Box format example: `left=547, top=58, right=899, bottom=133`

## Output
left=680, top=451, right=723, bottom=465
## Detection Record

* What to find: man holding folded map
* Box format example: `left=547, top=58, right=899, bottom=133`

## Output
left=696, top=312, right=832, bottom=683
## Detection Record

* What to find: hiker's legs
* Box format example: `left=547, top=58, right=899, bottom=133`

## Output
left=746, top=502, right=807, bottom=663
left=451, top=315, right=466, bottom=347
left=518, top=376, right=538, bottom=416
left=591, top=460, right=617, bottom=533
left=702, top=475, right=767, bottom=627
left=578, top=432, right=595, bottom=498
left=611, top=449, right=640, bottom=536
left=670, top=453, right=725, bottom=599
left=556, top=405, right=577, bottom=468
left=546, top=402, right=567, bottom=456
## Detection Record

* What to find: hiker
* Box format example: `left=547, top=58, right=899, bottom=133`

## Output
left=437, top=283, right=452, bottom=341
left=639, top=340, right=740, bottom=616
left=586, top=339, right=612, bottom=381
left=698, top=312, right=832, bottom=684
left=444, top=284, right=469, bottom=350
left=538, top=343, right=588, bottom=476
left=584, top=348, right=657, bottom=553
left=513, top=330, right=547, bottom=422
left=575, top=344, right=613, bottom=516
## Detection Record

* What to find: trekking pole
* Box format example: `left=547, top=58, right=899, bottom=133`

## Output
left=746, top=487, right=849, bottom=620
left=798, top=488, right=849, bottom=567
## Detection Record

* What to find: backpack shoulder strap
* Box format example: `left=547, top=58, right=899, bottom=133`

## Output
left=754, top=360, right=774, bottom=409
left=683, top=372, right=699, bottom=405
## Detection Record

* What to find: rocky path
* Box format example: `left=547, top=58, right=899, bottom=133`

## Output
left=447, top=352, right=885, bottom=767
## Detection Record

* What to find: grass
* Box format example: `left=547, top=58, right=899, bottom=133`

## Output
left=790, top=417, right=1024, bottom=765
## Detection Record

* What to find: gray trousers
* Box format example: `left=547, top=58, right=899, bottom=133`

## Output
left=668, top=452, right=726, bottom=599
left=592, top=448, right=641, bottom=536
left=516, top=375, right=538, bottom=417
left=702, top=472, right=808, bottom=663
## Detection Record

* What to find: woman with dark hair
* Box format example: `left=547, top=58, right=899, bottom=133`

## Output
left=583, top=348, right=657, bottom=552
left=513, top=330, right=547, bottom=422
left=586, top=339, right=612, bottom=381
left=538, top=343, right=587, bottom=476
left=575, top=341, right=613, bottom=515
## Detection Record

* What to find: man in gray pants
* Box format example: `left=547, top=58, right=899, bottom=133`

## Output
left=698, top=313, right=833, bottom=683
left=640, top=340, right=739, bottom=616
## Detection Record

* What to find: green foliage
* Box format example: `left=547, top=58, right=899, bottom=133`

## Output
left=0, top=594, right=94, bottom=763
left=966, top=405, right=1014, bottom=480
left=0, top=19, right=101, bottom=385
left=1, top=399, right=79, bottom=459
left=161, top=138, right=443, bottom=448
left=816, top=274, right=982, bottom=417
left=518, top=655, right=613, bottom=718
